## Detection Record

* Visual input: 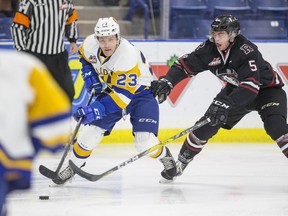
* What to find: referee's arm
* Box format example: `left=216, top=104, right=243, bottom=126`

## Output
left=65, top=8, right=78, bottom=54
left=10, top=2, right=33, bottom=51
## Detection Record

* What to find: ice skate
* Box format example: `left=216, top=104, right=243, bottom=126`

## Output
left=52, top=165, right=75, bottom=185
left=52, top=162, right=85, bottom=185
left=175, top=160, right=189, bottom=177
left=159, top=147, right=177, bottom=184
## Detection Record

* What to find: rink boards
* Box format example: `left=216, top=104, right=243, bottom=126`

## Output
left=1, top=39, right=288, bottom=143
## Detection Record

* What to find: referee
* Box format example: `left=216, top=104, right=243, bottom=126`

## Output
left=11, top=0, right=79, bottom=102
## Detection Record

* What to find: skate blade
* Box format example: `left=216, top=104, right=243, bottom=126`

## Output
left=159, top=177, right=176, bottom=184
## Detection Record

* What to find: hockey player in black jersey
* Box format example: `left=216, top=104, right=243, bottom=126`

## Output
left=152, top=14, right=288, bottom=181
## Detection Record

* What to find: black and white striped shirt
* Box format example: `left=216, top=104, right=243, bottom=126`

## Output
left=11, top=0, right=78, bottom=55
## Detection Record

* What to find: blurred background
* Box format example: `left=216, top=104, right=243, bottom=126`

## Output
left=1, top=0, right=288, bottom=40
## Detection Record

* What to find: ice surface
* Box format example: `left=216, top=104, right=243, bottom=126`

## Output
left=6, top=144, right=288, bottom=216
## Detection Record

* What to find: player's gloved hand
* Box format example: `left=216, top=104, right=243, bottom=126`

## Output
left=81, top=65, right=103, bottom=94
left=205, top=97, right=233, bottom=126
left=73, top=101, right=106, bottom=125
left=151, top=77, right=173, bottom=104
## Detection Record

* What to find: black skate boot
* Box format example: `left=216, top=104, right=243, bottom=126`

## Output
left=159, top=147, right=177, bottom=183
left=175, top=159, right=191, bottom=177
left=174, top=131, right=204, bottom=177
left=52, top=162, right=85, bottom=185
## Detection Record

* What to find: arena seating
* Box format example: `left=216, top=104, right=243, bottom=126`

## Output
left=170, top=15, right=195, bottom=38
left=0, top=18, right=13, bottom=39
left=208, top=0, right=252, bottom=18
left=169, top=0, right=288, bottom=39
left=170, top=0, right=210, bottom=18
left=241, top=19, right=288, bottom=40
left=190, top=19, right=212, bottom=39
left=249, top=0, right=288, bottom=19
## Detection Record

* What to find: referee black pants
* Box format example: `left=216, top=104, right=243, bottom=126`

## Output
left=25, top=50, right=75, bottom=102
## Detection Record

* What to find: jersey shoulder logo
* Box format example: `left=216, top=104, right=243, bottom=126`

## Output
left=208, top=57, right=221, bottom=66
left=19, top=2, right=26, bottom=9
left=60, top=1, right=69, bottom=10
left=196, top=41, right=205, bottom=50
left=89, top=55, right=97, bottom=63
left=240, top=44, right=254, bottom=55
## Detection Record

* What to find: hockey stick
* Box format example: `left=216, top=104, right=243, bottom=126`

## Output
left=69, top=118, right=211, bottom=182
left=39, top=89, right=96, bottom=180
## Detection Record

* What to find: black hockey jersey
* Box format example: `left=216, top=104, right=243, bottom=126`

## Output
left=166, top=35, right=283, bottom=110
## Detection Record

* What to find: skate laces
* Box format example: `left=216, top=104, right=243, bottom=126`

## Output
left=175, top=160, right=190, bottom=176
left=176, top=161, right=184, bottom=175
left=58, top=166, right=75, bottom=180
left=160, top=156, right=175, bottom=170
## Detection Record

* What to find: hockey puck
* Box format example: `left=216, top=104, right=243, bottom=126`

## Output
left=39, top=196, right=49, bottom=200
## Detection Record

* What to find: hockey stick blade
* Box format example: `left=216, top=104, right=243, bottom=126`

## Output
left=39, top=90, right=95, bottom=180
left=69, top=118, right=211, bottom=182
left=39, top=143, right=73, bottom=180
left=39, top=164, right=60, bottom=179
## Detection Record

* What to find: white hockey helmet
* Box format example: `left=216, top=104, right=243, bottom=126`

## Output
left=94, top=17, right=120, bottom=38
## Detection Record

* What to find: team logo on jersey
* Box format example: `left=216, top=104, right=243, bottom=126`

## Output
left=19, top=1, right=27, bottom=9
left=60, top=1, right=69, bottom=10
left=89, top=55, right=97, bottom=63
left=216, top=68, right=239, bottom=86
left=240, top=44, right=254, bottom=55
left=208, top=57, right=221, bottom=66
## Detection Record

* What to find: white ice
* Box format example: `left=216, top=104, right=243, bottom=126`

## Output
left=6, top=143, right=288, bottom=216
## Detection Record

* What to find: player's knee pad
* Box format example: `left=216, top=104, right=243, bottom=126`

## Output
left=77, top=125, right=105, bottom=150
left=178, top=131, right=207, bottom=163
left=71, top=125, right=105, bottom=166
left=264, top=115, right=288, bottom=140
left=134, top=132, right=165, bottom=158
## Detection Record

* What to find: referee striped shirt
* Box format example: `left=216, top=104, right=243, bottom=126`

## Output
left=11, top=0, right=78, bottom=55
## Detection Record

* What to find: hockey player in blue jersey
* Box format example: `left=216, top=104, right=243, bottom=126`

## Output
left=0, top=50, right=72, bottom=216
left=53, top=17, right=177, bottom=184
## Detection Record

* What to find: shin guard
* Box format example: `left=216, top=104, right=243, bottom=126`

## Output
left=178, top=132, right=207, bottom=164
left=276, top=133, right=288, bottom=158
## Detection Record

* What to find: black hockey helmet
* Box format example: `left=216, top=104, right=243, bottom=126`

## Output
left=211, top=15, right=240, bottom=36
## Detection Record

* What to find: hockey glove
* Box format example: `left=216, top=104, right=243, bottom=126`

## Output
left=81, top=65, right=103, bottom=94
left=151, top=77, right=173, bottom=104
left=73, top=101, right=106, bottom=125
left=205, top=97, right=233, bottom=126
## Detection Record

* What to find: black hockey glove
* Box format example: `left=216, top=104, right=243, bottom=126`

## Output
left=205, top=97, right=233, bottom=126
left=151, top=77, right=173, bottom=104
